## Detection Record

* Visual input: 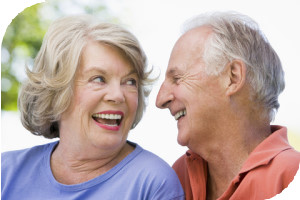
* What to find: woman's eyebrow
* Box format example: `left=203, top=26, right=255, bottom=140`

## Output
left=82, top=66, right=107, bottom=75
left=125, top=69, right=138, bottom=77
left=82, top=66, right=137, bottom=78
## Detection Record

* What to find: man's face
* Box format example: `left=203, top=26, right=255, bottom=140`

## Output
left=156, top=26, right=228, bottom=149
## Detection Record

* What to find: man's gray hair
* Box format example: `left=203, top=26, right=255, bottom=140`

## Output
left=182, top=11, right=285, bottom=121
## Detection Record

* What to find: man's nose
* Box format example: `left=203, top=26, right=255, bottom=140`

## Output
left=156, top=81, right=173, bottom=109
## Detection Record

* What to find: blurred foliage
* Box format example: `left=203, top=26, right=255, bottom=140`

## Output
left=1, top=0, right=117, bottom=111
left=1, top=3, right=47, bottom=110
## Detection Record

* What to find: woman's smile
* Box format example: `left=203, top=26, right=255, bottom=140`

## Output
left=92, top=110, right=124, bottom=131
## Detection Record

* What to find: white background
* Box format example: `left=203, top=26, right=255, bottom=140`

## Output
left=1, top=0, right=300, bottom=199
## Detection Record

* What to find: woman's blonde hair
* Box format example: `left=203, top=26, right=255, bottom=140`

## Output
left=18, top=15, right=153, bottom=138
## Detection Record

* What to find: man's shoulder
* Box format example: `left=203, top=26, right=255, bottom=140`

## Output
left=271, top=148, right=300, bottom=171
left=252, top=147, right=300, bottom=187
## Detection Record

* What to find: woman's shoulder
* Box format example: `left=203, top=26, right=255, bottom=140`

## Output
left=127, top=142, right=179, bottom=178
left=132, top=143, right=169, bottom=166
left=122, top=142, right=184, bottom=199
left=2, top=141, right=58, bottom=168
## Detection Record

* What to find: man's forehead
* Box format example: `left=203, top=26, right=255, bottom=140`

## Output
left=183, top=25, right=213, bottom=39
left=175, top=26, right=212, bottom=48
left=172, top=27, right=211, bottom=55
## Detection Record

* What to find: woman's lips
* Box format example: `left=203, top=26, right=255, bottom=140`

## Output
left=92, top=111, right=124, bottom=131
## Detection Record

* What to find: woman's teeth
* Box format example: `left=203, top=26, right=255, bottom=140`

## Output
left=92, top=113, right=122, bottom=126
left=92, top=114, right=122, bottom=119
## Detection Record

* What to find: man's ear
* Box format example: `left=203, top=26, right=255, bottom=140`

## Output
left=225, top=60, right=247, bottom=96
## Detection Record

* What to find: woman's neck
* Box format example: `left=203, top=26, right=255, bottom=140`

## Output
left=50, top=141, right=134, bottom=185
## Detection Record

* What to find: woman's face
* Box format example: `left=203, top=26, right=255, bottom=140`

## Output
left=60, top=41, right=139, bottom=152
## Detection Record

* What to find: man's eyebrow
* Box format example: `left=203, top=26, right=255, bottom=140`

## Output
left=166, top=67, right=181, bottom=77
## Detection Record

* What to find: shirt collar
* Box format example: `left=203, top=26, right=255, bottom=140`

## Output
left=239, top=125, right=291, bottom=174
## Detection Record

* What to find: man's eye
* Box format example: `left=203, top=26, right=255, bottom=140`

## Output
left=126, top=79, right=137, bottom=86
left=92, top=76, right=105, bottom=83
left=172, top=76, right=181, bottom=84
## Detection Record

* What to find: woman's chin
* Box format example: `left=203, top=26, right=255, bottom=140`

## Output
left=90, top=135, right=126, bottom=151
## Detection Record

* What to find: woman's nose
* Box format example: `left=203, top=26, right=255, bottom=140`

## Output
left=104, top=82, right=125, bottom=104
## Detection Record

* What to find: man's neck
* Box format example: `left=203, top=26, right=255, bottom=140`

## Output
left=193, top=120, right=271, bottom=199
left=205, top=145, right=248, bottom=200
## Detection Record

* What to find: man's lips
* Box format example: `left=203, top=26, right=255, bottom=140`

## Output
left=174, top=109, right=186, bottom=120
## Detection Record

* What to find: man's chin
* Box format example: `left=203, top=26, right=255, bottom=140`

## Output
left=177, top=133, right=189, bottom=147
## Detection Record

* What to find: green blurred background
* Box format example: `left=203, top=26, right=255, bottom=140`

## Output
left=2, top=0, right=117, bottom=110
left=2, top=0, right=300, bottom=153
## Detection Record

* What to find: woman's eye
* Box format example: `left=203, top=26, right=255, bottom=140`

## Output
left=92, top=76, right=105, bottom=83
left=126, top=79, right=137, bottom=86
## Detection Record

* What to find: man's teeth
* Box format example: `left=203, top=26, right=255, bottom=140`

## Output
left=92, top=114, right=122, bottom=119
left=174, top=109, right=186, bottom=120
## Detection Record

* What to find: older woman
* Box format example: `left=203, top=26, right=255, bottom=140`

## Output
left=1, top=15, right=184, bottom=200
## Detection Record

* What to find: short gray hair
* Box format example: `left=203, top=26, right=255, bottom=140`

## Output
left=182, top=11, right=285, bottom=121
left=18, top=15, right=152, bottom=138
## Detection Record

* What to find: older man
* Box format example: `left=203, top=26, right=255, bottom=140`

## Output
left=156, top=12, right=300, bottom=200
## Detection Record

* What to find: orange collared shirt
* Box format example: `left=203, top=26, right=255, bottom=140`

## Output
left=173, top=125, right=300, bottom=200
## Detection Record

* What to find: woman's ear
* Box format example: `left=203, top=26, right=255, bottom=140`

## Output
left=225, top=60, right=247, bottom=96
